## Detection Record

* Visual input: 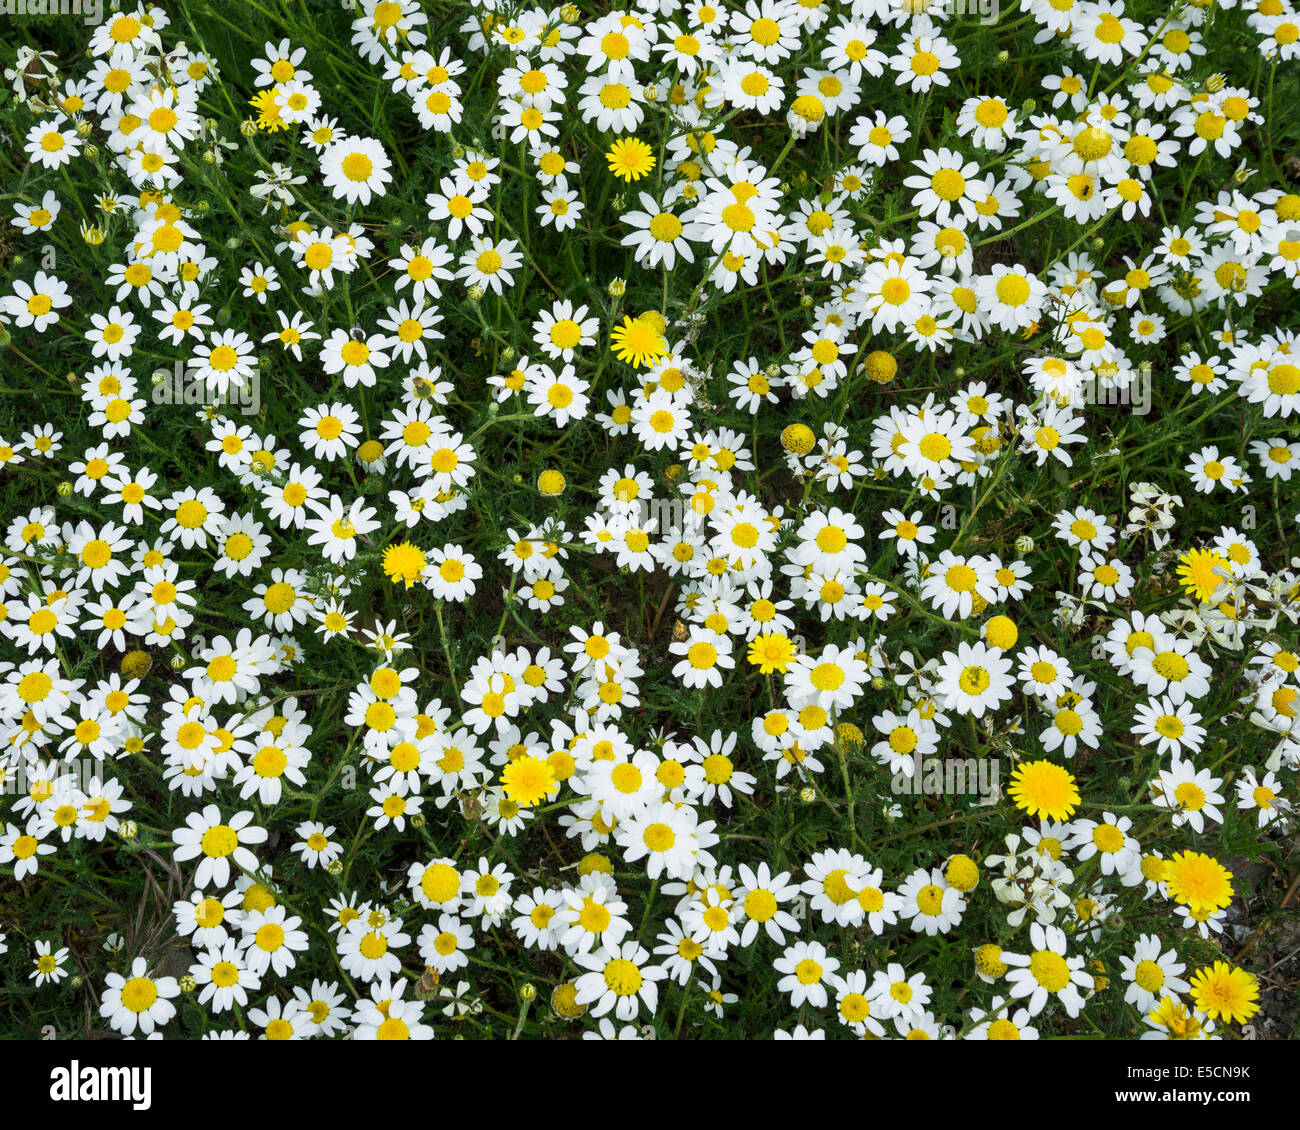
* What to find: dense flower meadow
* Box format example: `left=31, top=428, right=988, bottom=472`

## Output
left=0, top=0, right=1298, bottom=1041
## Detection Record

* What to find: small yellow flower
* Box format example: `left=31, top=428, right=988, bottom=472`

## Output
left=1164, top=850, right=1234, bottom=917
left=1008, top=759, right=1080, bottom=821
left=500, top=754, right=558, bottom=807
left=1175, top=547, right=1231, bottom=603
left=551, top=982, right=587, bottom=1019
left=609, top=315, right=667, bottom=368
left=381, top=542, right=427, bottom=588
left=606, top=136, right=655, bottom=182
left=1147, top=995, right=1211, bottom=1039
left=836, top=722, right=864, bottom=753
left=975, top=943, right=1007, bottom=979
left=984, top=615, right=1018, bottom=650
left=747, top=632, right=797, bottom=675
left=863, top=350, right=897, bottom=384
left=249, top=88, right=289, bottom=132
left=1189, top=961, right=1259, bottom=1025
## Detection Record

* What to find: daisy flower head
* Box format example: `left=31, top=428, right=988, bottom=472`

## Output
left=1151, top=758, right=1225, bottom=834
left=1119, top=934, right=1189, bottom=1014
left=891, top=27, right=960, bottom=93
left=1236, top=767, right=1290, bottom=829
left=11, top=190, right=60, bottom=234
left=320, top=135, right=392, bottom=205
left=100, top=957, right=179, bottom=1036
left=934, top=641, right=1015, bottom=717
left=172, top=805, right=268, bottom=889
left=1002, top=923, right=1093, bottom=1017
left=898, top=867, right=966, bottom=936
left=784, top=643, right=868, bottom=713
left=774, top=939, right=840, bottom=1008
left=617, top=800, right=718, bottom=882
left=573, top=940, right=666, bottom=1021
left=25, top=121, right=81, bottom=169
left=456, top=236, right=522, bottom=296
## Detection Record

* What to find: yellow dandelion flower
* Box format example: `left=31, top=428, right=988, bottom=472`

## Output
left=606, top=136, right=655, bottom=182
left=1164, top=850, right=1234, bottom=917
left=249, top=89, right=289, bottom=132
left=1146, top=995, right=1211, bottom=1039
left=1188, top=961, right=1259, bottom=1025
left=381, top=542, right=427, bottom=588
left=747, top=632, right=797, bottom=675
left=500, top=754, right=559, bottom=807
left=1175, top=547, right=1231, bottom=603
left=609, top=315, right=667, bottom=368
left=1008, top=759, right=1080, bottom=821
